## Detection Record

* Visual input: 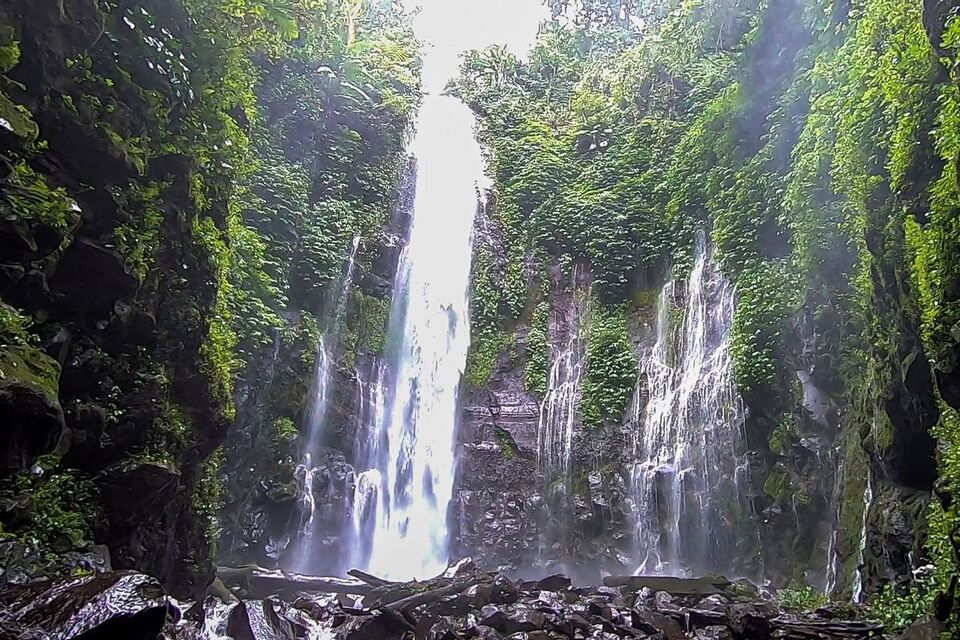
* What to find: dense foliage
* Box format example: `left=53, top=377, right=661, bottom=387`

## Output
left=0, top=0, right=418, bottom=596
left=456, top=0, right=960, bottom=619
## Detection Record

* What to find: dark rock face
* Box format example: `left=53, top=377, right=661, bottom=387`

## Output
left=0, top=571, right=167, bottom=640
left=94, top=461, right=213, bottom=597
left=0, top=541, right=111, bottom=590
left=454, top=314, right=632, bottom=580
left=0, top=0, right=241, bottom=598
left=0, top=345, right=64, bottom=478
left=47, top=238, right=139, bottom=324
left=454, top=357, right=544, bottom=571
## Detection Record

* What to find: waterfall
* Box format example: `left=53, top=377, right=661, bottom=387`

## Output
left=348, top=359, right=387, bottom=569
left=852, top=466, right=874, bottom=603
left=538, top=264, right=591, bottom=489
left=352, top=94, right=483, bottom=580
left=288, top=235, right=361, bottom=573
left=630, top=232, right=754, bottom=577
left=824, top=451, right=845, bottom=594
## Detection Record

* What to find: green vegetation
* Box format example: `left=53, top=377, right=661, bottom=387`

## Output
left=866, top=576, right=938, bottom=633
left=455, top=0, right=960, bottom=613
left=581, top=303, right=636, bottom=428
left=778, top=585, right=829, bottom=612
left=495, top=426, right=520, bottom=460
left=0, top=458, right=100, bottom=557
left=0, top=0, right=419, bottom=590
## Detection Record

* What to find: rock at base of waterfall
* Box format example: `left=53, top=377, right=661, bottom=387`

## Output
left=0, top=571, right=167, bottom=640
left=0, top=563, right=892, bottom=640
left=2, top=567, right=891, bottom=640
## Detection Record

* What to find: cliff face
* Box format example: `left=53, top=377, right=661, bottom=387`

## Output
left=453, top=310, right=633, bottom=581
left=452, top=186, right=943, bottom=596
left=0, top=0, right=235, bottom=595
left=218, top=160, right=417, bottom=574
left=0, top=0, right=419, bottom=598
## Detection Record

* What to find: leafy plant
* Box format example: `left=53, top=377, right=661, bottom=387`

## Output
left=866, top=578, right=935, bottom=633
left=777, top=585, right=828, bottom=613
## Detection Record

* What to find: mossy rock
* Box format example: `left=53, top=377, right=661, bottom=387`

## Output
left=763, top=467, right=793, bottom=505
left=0, top=345, right=63, bottom=477
left=0, top=91, right=38, bottom=143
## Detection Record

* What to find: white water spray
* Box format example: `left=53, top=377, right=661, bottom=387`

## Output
left=630, top=232, right=755, bottom=576
left=538, top=265, right=591, bottom=488
left=355, top=93, right=484, bottom=580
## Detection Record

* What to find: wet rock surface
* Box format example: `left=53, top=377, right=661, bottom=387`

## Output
left=202, top=563, right=889, bottom=640
left=455, top=348, right=632, bottom=581
left=0, top=571, right=167, bottom=640
left=3, top=564, right=892, bottom=640
left=0, top=345, right=64, bottom=478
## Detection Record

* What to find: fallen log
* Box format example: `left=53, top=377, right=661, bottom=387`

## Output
left=347, top=569, right=397, bottom=588
left=384, top=575, right=493, bottom=612
left=602, top=575, right=731, bottom=595
left=217, top=566, right=374, bottom=599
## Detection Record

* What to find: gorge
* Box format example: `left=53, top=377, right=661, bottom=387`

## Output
left=2, top=0, right=960, bottom=638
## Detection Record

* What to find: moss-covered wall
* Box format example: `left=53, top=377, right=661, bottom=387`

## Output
left=453, top=0, right=960, bottom=616
left=0, top=0, right=418, bottom=597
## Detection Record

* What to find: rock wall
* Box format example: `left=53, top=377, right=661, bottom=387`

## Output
left=454, top=188, right=942, bottom=596
left=0, top=0, right=235, bottom=596
left=218, top=159, right=417, bottom=572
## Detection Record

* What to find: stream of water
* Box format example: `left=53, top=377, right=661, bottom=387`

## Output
left=352, top=94, right=484, bottom=580
left=538, top=264, right=591, bottom=489
left=630, top=233, right=756, bottom=577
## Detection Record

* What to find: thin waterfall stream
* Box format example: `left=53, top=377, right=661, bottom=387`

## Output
left=288, top=235, right=361, bottom=573
left=538, top=264, right=591, bottom=489
left=630, top=233, right=757, bottom=577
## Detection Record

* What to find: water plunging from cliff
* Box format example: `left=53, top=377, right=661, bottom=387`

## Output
left=538, top=265, right=591, bottom=488
left=351, top=94, right=483, bottom=580
left=289, top=236, right=361, bottom=573
left=349, top=359, right=387, bottom=569
left=852, top=464, right=874, bottom=603
left=630, top=233, right=755, bottom=576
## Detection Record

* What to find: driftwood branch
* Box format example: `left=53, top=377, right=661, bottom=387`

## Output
left=217, top=566, right=374, bottom=599
left=384, top=576, right=491, bottom=612
left=347, top=569, right=397, bottom=588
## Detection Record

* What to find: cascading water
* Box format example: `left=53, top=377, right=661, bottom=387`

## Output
left=852, top=465, right=874, bottom=603
left=349, top=94, right=484, bottom=580
left=630, top=232, right=756, bottom=577
left=288, top=236, right=361, bottom=573
left=348, top=359, right=387, bottom=569
left=538, top=264, right=591, bottom=489
left=824, top=453, right=844, bottom=595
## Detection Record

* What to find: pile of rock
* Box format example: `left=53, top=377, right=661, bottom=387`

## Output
left=0, top=561, right=891, bottom=640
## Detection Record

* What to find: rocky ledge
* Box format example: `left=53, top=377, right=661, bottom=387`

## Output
left=1, top=560, right=937, bottom=640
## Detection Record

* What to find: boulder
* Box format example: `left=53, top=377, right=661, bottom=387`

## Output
left=0, top=345, right=63, bottom=477
left=96, top=461, right=183, bottom=583
left=48, top=238, right=139, bottom=323
left=0, top=571, right=166, bottom=640
left=334, top=610, right=411, bottom=640
left=899, top=615, right=945, bottom=640
left=225, top=599, right=301, bottom=640
left=630, top=609, right=685, bottom=640
left=533, top=575, right=571, bottom=592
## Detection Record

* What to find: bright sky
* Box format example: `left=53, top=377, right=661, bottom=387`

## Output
left=405, top=0, right=549, bottom=92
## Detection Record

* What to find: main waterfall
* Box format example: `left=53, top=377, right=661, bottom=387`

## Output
left=351, top=95, right=484, bottom=580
